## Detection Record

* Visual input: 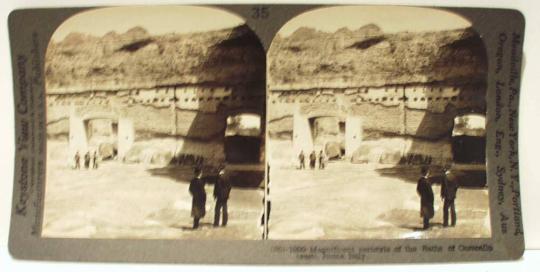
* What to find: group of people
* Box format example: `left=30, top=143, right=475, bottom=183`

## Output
left=73, top=151, right=99, bottom=170
left=416, top=166, right=459, bottom=230
left=189, top=168, right=232, bottom=229
left=298, top=150, right=326, bottom=170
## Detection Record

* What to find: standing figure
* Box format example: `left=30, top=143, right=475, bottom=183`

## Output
left=298, top=151, right=306, bottom=170
left=89, top=152, right=94, bottom=169
left=416, top=166, right=434, bottom=230
left=213, top=169, right=232, bottom=227
left=74, top=151, right=81, bottom=169
left=441, top=169, right=459, bottom=227
left=189, top=168, right=206, bottom=229
left=84, top=152, right=91, bottom=169
left=318, top=150, right=326, bottom=169
left=309, top=151, right=317, bottom=170
left=92, top=151, right=99, bottom=169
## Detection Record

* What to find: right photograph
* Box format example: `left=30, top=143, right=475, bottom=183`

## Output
left=266, top=6, right=490, bottom=239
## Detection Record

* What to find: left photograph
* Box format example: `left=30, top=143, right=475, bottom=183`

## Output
left=43, top=6, right=266, bottom=239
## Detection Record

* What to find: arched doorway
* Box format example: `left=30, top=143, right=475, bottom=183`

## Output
left=293, top=111, right=362, bottom=160
left=222, top=112, right=265, bottom=187
left=83, top=117, right=118, bottom=160
left=69, top=113, right=134, bottom=161
left=449, top=113, right=487, bottom=187
left=451, top=113, right=486, bottom=164
left=224, top=113, right=263, bottom=163
left=307, top=115, right=345, bottom=159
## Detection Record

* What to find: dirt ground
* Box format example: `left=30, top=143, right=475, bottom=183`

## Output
left=268, top=161, right=491, bottom=240
left=42, top=150, right=263, bottom=240
left=43, top=141, right=490, bottom=240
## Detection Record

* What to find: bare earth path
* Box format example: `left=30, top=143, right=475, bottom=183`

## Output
left=43, top=146, right=489, bottom=241
left=268, top=162, right=490, bottom=240
left=43, top=160, right=263, bottom=240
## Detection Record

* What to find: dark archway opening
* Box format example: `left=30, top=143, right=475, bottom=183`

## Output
left=224, top=113, right=262, bottom=164
left=222, top=112, right=265, bottom=187
left=451, top=114, right=486, bottom=164
left=448, top=113, right=487, bottom=187
left=308, top=116, right=346, bottom=160
left=84, top=118, right=118, bottom=160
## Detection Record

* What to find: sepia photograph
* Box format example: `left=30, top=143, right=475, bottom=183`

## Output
left=42, top=6, right=266, bottom=239
left=5, top=2, right=530, bottom=265
left=267, top=6, right=490, bottom=239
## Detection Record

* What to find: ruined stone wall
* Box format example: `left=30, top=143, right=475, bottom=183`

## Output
left=402, top=85, right=485, bottom=138
left=47, top=83, right=265, bottom=164
left=268, top=83, right=485, bottom=164
left=267, top=26, right=486, bottom=165
left=45, top=24, right=266, bottom=165
left=47, top=84, right=264, bottom=137
left=268, top=83, right=485, bottom=139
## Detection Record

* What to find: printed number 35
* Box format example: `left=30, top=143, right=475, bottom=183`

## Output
left=252, top=7, right=269, bottom=19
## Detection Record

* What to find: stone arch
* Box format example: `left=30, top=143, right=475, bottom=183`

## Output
left=219, top=105, right=265, bottom=164
left=69, top=111, right=134, bottom=160
left=451, top=113, right=486, bottom=164
left=293, top=106, right=363, bottom=159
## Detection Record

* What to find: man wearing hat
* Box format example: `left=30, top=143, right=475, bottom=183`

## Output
left=213, top=169, right=232, bottom=227
left=441, top=169, right=459, bottom=227
left=417, top=166, right=434, bottom=230
left=189, top=168, right=206, bottom=229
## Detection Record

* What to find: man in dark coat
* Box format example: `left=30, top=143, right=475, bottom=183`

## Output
left=441, top=170, right=459, bottom=227
left=298, top=151, right=305, bottom=169
left=84, top=152, right=91, bottom=169
left=213, top=169, right=232, bottom=227
left=416, top=166, right=434, bottom=230
left=74, top=151, right=81, bottom=169
left=189, top=168, right=206, bottom=229
left=318, top=150, right=326, bottom=169
left=92, top=151, right=99, bottom=169
left=309, top=151, right=317, bottom=170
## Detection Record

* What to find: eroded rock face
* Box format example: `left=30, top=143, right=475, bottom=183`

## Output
left=123, top=146, right=172, bottom=166
left=350, top=145, right=370, bottom=164
left=267, top=25, right=487, bottom=165
left=99, top=142, right=117, bottom=160
left=46, top=25, right=265, bottom=93
left=269, top=25, right=486, bottom=90
left=325, top=141, right=343, bottom=159
left=46, top=25, right=266, bottom=167
left=123, top=145, right=145, bottom=163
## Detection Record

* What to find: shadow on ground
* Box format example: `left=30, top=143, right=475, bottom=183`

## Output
left=376, top=165, right=446, bottom=184
left=146, top=165, right=197, bottom=184
left=147, top=165, right=262, bottom=188
left=170, top=222, right=215, bottom=231
left=146, top=165, right=220, bottom=185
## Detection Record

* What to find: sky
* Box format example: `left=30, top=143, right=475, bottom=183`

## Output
left=278, top=5, right=472, bottom=37
left=51, top=6, right=245, bottom=42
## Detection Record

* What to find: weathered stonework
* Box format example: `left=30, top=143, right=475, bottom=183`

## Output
left=268, top=26, right=487, bottom=165
left=46, top=25, right=266, bottom=163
